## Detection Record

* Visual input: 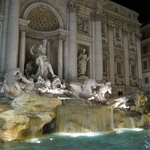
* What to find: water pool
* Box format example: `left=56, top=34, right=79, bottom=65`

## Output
left=1, top=129, right=150, bottom=150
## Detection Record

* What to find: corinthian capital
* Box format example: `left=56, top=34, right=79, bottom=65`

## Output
left=91, top=10, right=103, bottom=22
left=67, top=1, right=79, bottom=13
left=19, top=25, right=28, bottom=32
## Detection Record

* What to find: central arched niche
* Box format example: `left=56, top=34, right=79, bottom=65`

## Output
left=27, top=6, right=60, bottom=31
left=23, top=2, right=65, bottom=75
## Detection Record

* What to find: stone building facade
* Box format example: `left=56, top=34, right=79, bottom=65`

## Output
left=141, top=23, right=150, bottom=92
left=0, top=0, right=142, bottom=95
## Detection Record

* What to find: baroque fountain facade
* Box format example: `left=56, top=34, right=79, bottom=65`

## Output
left=0, top=0, right=148, bottom=143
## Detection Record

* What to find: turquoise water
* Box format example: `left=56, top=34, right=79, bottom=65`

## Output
left=1, top=129, right=150, bottom=150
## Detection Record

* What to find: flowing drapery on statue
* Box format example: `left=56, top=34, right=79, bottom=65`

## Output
left=77, top=49, right=89, bottom=76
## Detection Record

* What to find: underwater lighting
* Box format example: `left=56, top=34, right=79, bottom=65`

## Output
left=58, top=97, right=80, bottom=100
left=26, top=138, right=41, bottom=143
left=54, top=132, right=107, bottom=137
left=114, top=128, right=143, bottom=134
left=49, top=138, right=53, bottom=141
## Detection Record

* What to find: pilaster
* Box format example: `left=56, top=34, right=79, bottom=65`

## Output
left=135, top=30, right=142, bottom=80
left=58, top=36, right=63, bottom=80
left=108, top=20, right=115, bottom=84
left=19, top=19, right=30, bottom=74
left=123, top=23, right=129, bottom=86
left=67, top=1, right=79, bottom=81
left=91, top=10, right=103, bottom=81
left=6, top=0, right=19, bottom=70
left=19, top=25, right=28, bottom=74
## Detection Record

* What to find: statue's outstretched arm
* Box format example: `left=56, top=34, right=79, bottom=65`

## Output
left=30, top=44, right=37, bottom=55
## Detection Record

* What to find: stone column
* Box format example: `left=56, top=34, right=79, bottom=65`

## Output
left=58, top=36, right=63, bottom=80
left=0, top=0, right=9, bottom=72
left=47, top=40, right=51, bottom=61
left=91, top=10, right=103, bottom=81
left=64, top=37, right=69, bottom=80
left=136, top=31, right=142, bottom=80
left=123, top=25, right=129, bottom=86
left=108, top=21, right=115, bottom=84
left=19, top=26, right=27, bottom=74
left=91, top=20, right=96, bottom=78
left=6, top=0, right=19, bottom=70
left=67, top=1, right=79, bottom=81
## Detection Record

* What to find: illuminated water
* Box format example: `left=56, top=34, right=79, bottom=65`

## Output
left=1, top=129, right=150, bottom=150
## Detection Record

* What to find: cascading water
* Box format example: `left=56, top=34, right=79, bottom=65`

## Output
left=56, top=105, right=114, bottom=133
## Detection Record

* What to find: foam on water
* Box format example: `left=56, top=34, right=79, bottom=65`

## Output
left=0, top=129, right=149, bottom=150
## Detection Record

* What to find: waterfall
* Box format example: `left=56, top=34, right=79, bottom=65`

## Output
left=129, top=117, right=136, bottom=128
left=29, top=117, right=42, bottom=137
left=20, top=117, right=42, bottom=138
left=56, top=105, right=114, bottom=133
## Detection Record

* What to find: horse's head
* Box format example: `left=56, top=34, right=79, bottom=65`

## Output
left=83, top=79, right=97, bottom=93
left=105, top=82, right=112, bottom=94
left=99, top=82, right=112, bottom=96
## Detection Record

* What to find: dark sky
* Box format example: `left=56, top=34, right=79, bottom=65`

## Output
left=111, top=0, right=150, bottom=23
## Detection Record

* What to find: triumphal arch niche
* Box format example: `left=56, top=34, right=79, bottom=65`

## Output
left=20, top=1, right=68, bottom=79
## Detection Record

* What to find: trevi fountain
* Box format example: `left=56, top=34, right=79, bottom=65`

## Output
left=0, top=39, right=150, bottom=150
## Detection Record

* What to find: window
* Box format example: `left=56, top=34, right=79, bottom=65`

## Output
left=129, top=32, right=135, bottom=43
left=115, top=27, right=120, bottom=38
left=115, top=56, right=123, bottom=76
left=117, top=62, right=122, bottom=75
left=102, top=22, right=107, bottom=37
left=114, top=7, right=119, bottom=13
left=143, top=60, right=148, bottom=70
left=129, top=59, right=136, bottom=77
left=103, top=59, right=107, bottom=73
left=145, top=77, right=149, bottom=84
left=128, top=13, right=132, bottom=19
left=131, top=65, right=136, bottom=76
left=142, top=46, right=148, bottom=54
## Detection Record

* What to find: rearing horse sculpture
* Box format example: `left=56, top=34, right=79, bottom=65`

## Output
left=70, top=79, right=112, bottom=101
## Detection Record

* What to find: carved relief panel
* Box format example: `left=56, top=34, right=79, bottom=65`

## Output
left=77, top=16, right=89, bottom=34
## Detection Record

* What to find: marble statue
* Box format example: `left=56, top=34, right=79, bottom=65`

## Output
left=95, top=82, right=112, bottom=102
left=69, top=78, right=97, bottom=98
left=1, top=68, right=34, bottom=98
left=77, top=48, right=89, bottom=76
left=33, top=54, right=55, bottom=80
left=112, top=97, right=129, bottom=109
left=135, top=90, right=148, bottom=107
left=34, top=76, right=50, bottom=94
left=69, top=79, right=112, bottom=101
left=30, top=39, right=47, bottom=57
left=26, top=39, right=55, bottom=81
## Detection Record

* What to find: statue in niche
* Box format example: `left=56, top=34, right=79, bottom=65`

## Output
left=77, top=48, right=89, bottom=76
left=26, top=39, right=55, bottom=81
left=34, top=53, right=55, bottom=80
left=30, top=39, right=47, bottom=57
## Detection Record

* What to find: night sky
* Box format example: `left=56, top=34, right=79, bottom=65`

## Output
left=111, top=0, right=150, bottom=23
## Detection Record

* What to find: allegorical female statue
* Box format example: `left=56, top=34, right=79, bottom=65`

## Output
left=77, top=48, right=89, bottom=76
